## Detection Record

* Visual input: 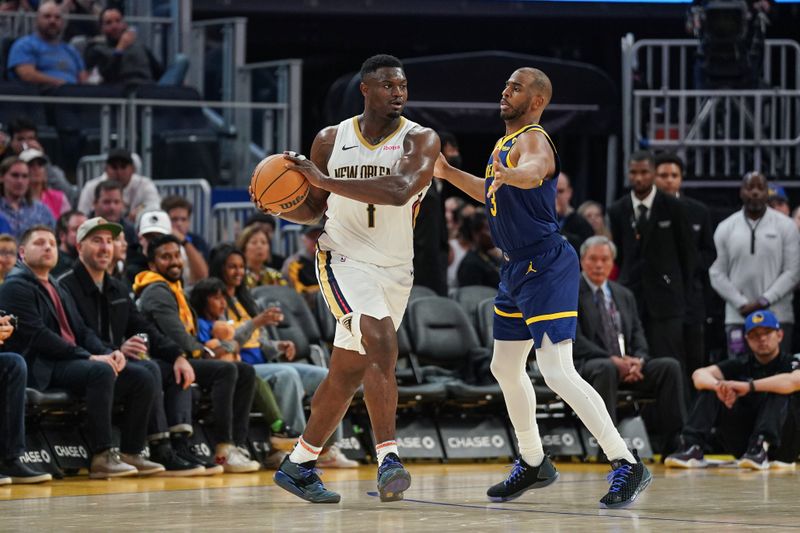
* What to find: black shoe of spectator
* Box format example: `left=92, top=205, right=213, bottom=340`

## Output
left=738, top=435, right=770, bottom=470
left=149, top=440, right=206, bottom=477
left=0, top=458, right=52, bottom=484
left=171, top=435, right=224, bottom=476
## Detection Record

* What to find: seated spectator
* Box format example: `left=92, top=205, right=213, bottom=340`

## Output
left=84, top=7, right=164, bottom=86
left=209, top=244, right=355, bottom=468
left=0, top=225, right=159, bottom=479
left=78, top=149, right=161, bottom=224
left=58, top=217, right=207, bottom=476
left=190, top=277, right=301, bottom=462
left=51, top=209, right=86, bottom=277
left=2, top=117, right=75, bottom=204
left=457, top=212, right=500, bottom=289
left=282, top=225, right=322, bottom=305
left=0, top=234, right=17, bottom=284
left=666, top=310, right=800, bottom=470
left=577, top=200, right=612, bottom=239
left=446, top=198, right=475, bottom=288
left=575, top=236, right=686, bottom=447
left=0, top=156, right=54, bottom=239
left=90, top=180, right=138, bottom=254
left=20, top=148, right=70, bottom=219
left=160, top=197, right=208, bottom=287
left=768, top=185, right=791, bottom=216
left=237, top=225, right=287, bottom=289
left=107, top=231, right=128, bottom=288
left=1, top=338, right=53, bottom=484
left=556, top=172, right=594, bottom=254
left=6, top=1, right=87, bottom=86
left=710, top=172, right=800, bottom=357
left=243, top=213, right=285, bottom=270
left=134, top=234, right=260, bottom=473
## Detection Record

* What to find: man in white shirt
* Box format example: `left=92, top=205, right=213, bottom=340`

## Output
left=77, top=149, right=161, bottom=223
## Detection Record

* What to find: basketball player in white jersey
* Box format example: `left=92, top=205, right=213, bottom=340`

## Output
left=254, top=54, right=440, bottom=503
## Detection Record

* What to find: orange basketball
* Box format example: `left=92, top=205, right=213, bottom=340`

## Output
left=249, top=154, right=310, bottom=214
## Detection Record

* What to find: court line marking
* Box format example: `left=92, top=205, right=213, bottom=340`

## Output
left=372, top=495, right=800, bottom=529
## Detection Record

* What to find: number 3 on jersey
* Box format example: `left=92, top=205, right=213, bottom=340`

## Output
left=489, top=191, right=497, bottom=217
left=367, top=203, right=376, bottom=227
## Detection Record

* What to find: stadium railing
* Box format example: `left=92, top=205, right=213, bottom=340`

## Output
left=154, top=179, right=212, bottom=243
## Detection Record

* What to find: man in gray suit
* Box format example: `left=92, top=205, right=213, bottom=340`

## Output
left=575, top=236, right=687, bottom=441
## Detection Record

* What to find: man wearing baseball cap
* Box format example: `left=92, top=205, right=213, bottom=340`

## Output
left=58, top=217, right=208, bottom=476
left=666, top=310, right=800, bottom=470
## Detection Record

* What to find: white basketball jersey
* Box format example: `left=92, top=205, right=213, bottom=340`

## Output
left=320, top=116, right=428, bottom=267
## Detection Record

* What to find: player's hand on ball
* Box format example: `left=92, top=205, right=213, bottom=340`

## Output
left=284, top=151, right=326, bottom=188
left=249, top=184, right=276, bottom=215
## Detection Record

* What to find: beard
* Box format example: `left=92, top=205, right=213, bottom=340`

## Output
left=500, top=105, right=524, bottom=121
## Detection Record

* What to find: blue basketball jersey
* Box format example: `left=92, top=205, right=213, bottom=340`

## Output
left=484, top=124, right=561, bottom=255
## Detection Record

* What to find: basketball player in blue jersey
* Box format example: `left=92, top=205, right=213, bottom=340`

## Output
left=250, top=54, right=440, bottom=504
left=434, top=67, right=652, bottom=508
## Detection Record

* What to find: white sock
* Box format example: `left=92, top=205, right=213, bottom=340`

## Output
left=289, top=436, right=322, bottom=464
left=536, top=334, right=635, bottom=464
left=490, top=340, right=545, bottom=467
left=376, top=440, right=398, bottom=466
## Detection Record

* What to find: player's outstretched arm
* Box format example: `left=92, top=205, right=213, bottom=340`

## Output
left=286, top=127, right=440, bottom=206
left=434, top=153, right=486, bottom=204
left=488, top=130, right=555, bottom=195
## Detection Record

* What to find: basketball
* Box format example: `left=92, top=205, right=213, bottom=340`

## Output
left=249, top=153, right=310, bottom=214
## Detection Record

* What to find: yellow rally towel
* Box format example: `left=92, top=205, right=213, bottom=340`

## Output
left=133, top=270, right=196, bottom=336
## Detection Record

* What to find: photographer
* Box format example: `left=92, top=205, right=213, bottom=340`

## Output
left=0, top=314, right=52, bottom=484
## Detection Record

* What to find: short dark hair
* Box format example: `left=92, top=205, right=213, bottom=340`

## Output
left=20, top=224, right=55, bottom=246
left=654, top=152, right=685, bottom=176
left=98, top=6, right=123, bottom=26
left=360, top=54, right=403, bottom=81
left=147, top=234, right=182, bottom=264
left=189, top=277, right=227, bottom=318
left=629, top=150, right=655, bottom=168
left=94, top=180, right=123, bottom=202
left=244, top=212, right=276, bottom=230
left=56, top=209, right=84, bottom=239
left=161, top=195, right=193, bottom=216
left=7, top=116, right=37, bottom=138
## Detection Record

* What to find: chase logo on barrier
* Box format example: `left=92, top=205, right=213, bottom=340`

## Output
left=44, top=428, right=91, bottom=470
left=393, top=417, right=443, bottom=459
left=580, top=416, right=653, bottom=459
left=333, top=419, right=367, bottom=461
left=439, top=417, right=513, bottom=459
left=537, top=421, right=584, bottom=457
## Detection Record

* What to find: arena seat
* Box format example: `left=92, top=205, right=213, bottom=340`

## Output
left=252, top=285, right=329, bottom=367
left=450, top=285, right=497, bottom=331
left=475, top=297, right=494, bottom=349
left=313, top=290, right=336, bottom=346
left=406, top=296, right=502, bottom=404
left=409, top=284, right=437, bottom=302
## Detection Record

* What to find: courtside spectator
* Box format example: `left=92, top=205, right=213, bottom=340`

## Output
left=51, top=210, right=86, bottom=277
left=78, top=149, right=161, bottom=223
left=160, top=197, right=208, bottom=287
left=282, top=225, right=322, bottom=304
left=556, top=172, right=593, bottom=254
left=446, top=198, right=475, bottom=288
left=90, top=180, right=139, bottom=254
left=666, top=310, right=800, bottom=470
left=0, top=156, right=54, bottom=239
left=0, top=338, right=52, bottom=484
left=135, top=234, right=260, bottom=473
left=6, top=1, right=87, bottom=86
left=108, top=232, right=129, bottom=287
left=0, top=225, right=160, bottom=479
left=243, top=213, right=285, bottom=270
left=20, top=148, right=70, bottom=219
left=710, top=172, right=800, bottom=357
left=0, top=235, right=17, bottom=283
left=608, top=150, right=695, bottom=363
left=236, top=225, right=286, bottom=288
left=2, top=117, right=75, bottom=204
left=577, top=200, right=612, bottom=239
left=457, top=212, right=501, bottom=289
left=768, top=185, right=791, bottom=216
left=208, top=244, right=355, bottom=468
left=575, top=236, right=686, bottom=448
left=59, top=217, right=205, bottom=476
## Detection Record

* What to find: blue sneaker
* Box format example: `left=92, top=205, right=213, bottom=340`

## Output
left=273, top=456, right=341, bottom=503
left=377, top=453, right=411, bottom=502
left=599, top=449, right=652, bottom=509
left=486, top=456, right=559, bottom=502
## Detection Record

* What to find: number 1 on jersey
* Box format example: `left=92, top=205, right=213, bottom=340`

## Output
left=367, top=203, right=376, bottom=227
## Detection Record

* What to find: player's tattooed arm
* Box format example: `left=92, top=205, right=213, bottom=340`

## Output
left=488, top=130, right=555, bottom=195
left=287, top=127, right=441, bottom=207
left=433, top=153, right=487, bottom=204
